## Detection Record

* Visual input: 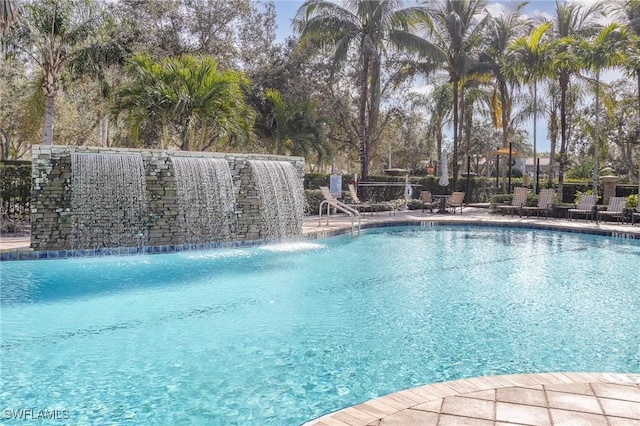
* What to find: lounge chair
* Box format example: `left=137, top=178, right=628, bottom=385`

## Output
left=496, top=187, right=529, bottom=216
left=522, top=188, right=555, bottom=218
left=597, top=196, right=626, bottom=223
left=631, top=203, right=639, bottom=225
left=346, top=183, right=373, bottom=216
left=419, top=191, right=436, bottom=213
left=448, top=191, right=465, bottom=214
left=567, top=194, right=597, bottom=221
left=319, top=185, right=359, bottom=215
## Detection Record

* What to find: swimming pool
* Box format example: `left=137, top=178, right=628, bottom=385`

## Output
left=1, top=226, right=639, bottom=425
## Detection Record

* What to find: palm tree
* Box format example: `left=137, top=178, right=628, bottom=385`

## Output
left=5, top=0, right=125, bottom=145
left=424, top=82, right=453, bottom=168
left=293, top=0, right=427, bottom=183
left=0, top=0, right=18, bottom=35
left=111, top=54, right=174, bottom=148
left=113, top=54, right=254, bottom=151
left=162, top=55, right=253, bottom=151
left=255, top=88, right=332, bottom=161
left=418, top=0, right=489, bottom=187
left=615, top=0, right=640, bottom=161
left=575, top=23, right=628, bottom=194
left=509, top=22, right=552, bottom=193
left=547, top=0, right=604, bottom=200
left=478, top=3, right=527, bottom=193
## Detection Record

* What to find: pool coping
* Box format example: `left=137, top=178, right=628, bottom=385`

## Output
left=303, top=372, right=640, bottom=426
left=2, top=208, right=639, bottom=261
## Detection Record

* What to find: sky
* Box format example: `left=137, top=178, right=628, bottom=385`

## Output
left=267, top=1, right=622, bottom=154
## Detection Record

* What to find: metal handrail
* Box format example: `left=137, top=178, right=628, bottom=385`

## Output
left=318, top=199, right=361, bottom=235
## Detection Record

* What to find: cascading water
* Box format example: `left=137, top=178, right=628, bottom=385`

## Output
left=170, top=157, right=237, bottom=244
left=70, top=153, right=147, bottom=249
left=248, top=160, right=304, bottom=239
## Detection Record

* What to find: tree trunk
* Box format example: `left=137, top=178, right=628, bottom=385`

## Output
left=500, top=79, right=509, bottom=150
left=548, top=106, right=558, bottom=188
left=42, top=94, right=55, bottom=145
left=366, top=54, right=381, bottom=175
left=558, top=72, right=569, bottom=201
left=162, top=117, right=169, bottom=150
left=358, top=54, right=370, bottom=187
left=532, top=81, right=537, bottom=193
left=0, top=128, right=10, bottom=159
left=451, top=78, right=459, bottom=189
left=592, top=70, right=600, bottom=194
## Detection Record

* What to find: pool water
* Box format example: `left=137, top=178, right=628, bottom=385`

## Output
left=1, top=226, right=639, bottom=425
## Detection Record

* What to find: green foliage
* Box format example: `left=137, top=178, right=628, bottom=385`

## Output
left=490, top=193, right=513, bottom=204
left=0, top=162, right=31, bottom=218
left=253, top=88, right=332, bottom=160
left=626, top=194, right=638, bottom=208
left=112, top=54, right=254, bottom=151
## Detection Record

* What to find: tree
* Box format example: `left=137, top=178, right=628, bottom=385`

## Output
left=615, top=0, right=640, bottom=180
left=293, top=0, right=427, bottom=183
left=112, top=54, right=254, bottom=151
left=477, top=3, right=527, bottom=194
left=114, top=0, right=276, bottom=71
left=424, top=83, right=453, bottom=167
left=547, top=0, right=604, bottom=200
left=254, top=88, right=332, bottom=161
left=575, top=23, right=628, bottom=194
left=0, top=0, right=18, bottom=34
left=418, top=0, right=489, bottom=187
left=509, top=22, right=552, bottom=193
left=4, top=0, right=126, bottom=145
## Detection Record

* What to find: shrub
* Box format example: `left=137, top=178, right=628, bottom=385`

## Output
left=626, top=194, right=638, bottom=208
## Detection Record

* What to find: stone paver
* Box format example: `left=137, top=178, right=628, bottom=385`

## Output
left=304, top=373, right=640, bottom=426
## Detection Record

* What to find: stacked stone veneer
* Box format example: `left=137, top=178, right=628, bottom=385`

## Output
left=30, top=145, right=304, bottom=250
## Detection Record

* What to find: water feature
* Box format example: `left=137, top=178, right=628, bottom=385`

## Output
left=248, top=160, right=305, bottom=239
left=70, top=153, right=147, bottom=249
left=170, top=156, right=237, bottom=244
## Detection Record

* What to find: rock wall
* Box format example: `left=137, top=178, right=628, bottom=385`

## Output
left=30, top=145, right=304, bottom=250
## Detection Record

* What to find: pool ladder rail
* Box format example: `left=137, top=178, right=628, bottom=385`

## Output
left=318, top=200, right=361, bottom=236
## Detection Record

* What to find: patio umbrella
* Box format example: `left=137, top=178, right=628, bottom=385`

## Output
left=439, top=151, right=449, bottom=187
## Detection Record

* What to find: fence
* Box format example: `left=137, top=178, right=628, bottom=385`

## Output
left=1, top=161, right=31, bottom=220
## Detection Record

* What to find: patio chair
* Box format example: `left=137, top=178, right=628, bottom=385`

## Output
left=419, top=190, right=436, bottom=213
left=567, top=194, right=597, bottom=221
left=631, top=203, right=639, bottom=225
left=597, top=196, right=626, bottom=223
left=319, top=186, right=359, bottom=217
left=346, top=183, right=373, bottom=216
left=522, top=188, right=555, bottom=218
left=496, top=187, right=529, bottom=216
left=448, top=191, right=465, bottom=214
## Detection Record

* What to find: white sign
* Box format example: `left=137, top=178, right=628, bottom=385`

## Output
left=330, top=174, right=342, bottom=198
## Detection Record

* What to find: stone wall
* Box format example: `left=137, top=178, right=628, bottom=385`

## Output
left=31, top=145, right=304, bottom=250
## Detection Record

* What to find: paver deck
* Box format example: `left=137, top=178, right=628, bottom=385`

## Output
left=304, top=372, right=640, bottom=426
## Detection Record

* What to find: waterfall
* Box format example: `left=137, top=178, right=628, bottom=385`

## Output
left=248, top=160, right=304, bottom=239
left=170, top=157, right=237, bottom=244
left=70, top=153, right=147, bottom=249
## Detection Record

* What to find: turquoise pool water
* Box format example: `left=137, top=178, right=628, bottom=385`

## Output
left=1, top=226, right=639, bottom=425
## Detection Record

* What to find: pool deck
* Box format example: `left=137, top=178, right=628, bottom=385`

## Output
left=302, top=206, right=640, bottom=239
left=2, top=208, right=639, bottom=425
left=304, top=372, right=640, bottom=426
